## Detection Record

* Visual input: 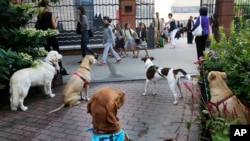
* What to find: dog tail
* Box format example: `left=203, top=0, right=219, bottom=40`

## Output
left=174, top=69, right=191, bottom=80
left=9, top=85, right=19, bottom=110
left=47, top=104, right=65, bottom=114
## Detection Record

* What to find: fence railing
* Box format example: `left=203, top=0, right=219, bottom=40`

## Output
left=24, top=0, right=155, bottom=49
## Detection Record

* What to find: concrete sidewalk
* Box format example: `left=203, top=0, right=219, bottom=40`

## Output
left=62, top=37, right=198, bottom=82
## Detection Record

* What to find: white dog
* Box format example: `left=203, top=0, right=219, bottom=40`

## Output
left=9, top=51, right=62, bottom=111
left=141, top=56, right=191, bottom=105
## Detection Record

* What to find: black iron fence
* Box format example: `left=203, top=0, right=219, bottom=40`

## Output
left=24, top=0, right=155, bottom=49
left=234, top=0, right=250, bottom=19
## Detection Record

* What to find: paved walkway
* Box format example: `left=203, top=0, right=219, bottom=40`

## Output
left=0, top=37, right=201, bottom=141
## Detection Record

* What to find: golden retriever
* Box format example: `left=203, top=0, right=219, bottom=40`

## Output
left=87, top=87, right=129, bottom=141
left=48, top=55, right=96, bottom=114
left=9, top=50, right=62, bottom=111
left=207, top=71, right=250, bottom=124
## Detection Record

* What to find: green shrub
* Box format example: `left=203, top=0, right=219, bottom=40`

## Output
left=202, top=18, right=250, bottom=106
left=0, top=0, right=57, bottom=89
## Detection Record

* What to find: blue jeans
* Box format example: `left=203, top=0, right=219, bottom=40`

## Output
left=81, top=30, right=94, bottom=57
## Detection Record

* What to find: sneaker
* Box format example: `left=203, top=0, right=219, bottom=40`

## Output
left=98, top=61, right=106, bottom=66
left=116, top=59, right=122, bottom=63
left=121, top=55, right=127, bottom=58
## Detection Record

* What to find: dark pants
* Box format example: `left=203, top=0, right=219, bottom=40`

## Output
left=195, top=35, right=208, bottom=59
left=81, top=30, right=94, bottom=57
left=44, top=36, right=63, bottom=69
left=187, top=31, right=194, bottom=43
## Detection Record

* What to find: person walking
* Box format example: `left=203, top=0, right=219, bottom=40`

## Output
left=135, top=22, right=149, bottom=58
left=187, top=16, right=194, bottom=44
left=77, top=6, right=98, bottom=63
left=38, top=0, right=69, bottom=75
left=192, top=7, right=210, bottom=59
left=97, top=16, right=121, bottom=66
left=123, top=23, right=137, bottom=58
left=166, top=13, right=178, bottom=48
left=152, top=12, right=164, bottom=48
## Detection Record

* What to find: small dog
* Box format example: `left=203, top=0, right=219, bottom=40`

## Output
left=48, top=55, right=96, bottom=114
left=87, top=87, right=130, bottom=141
left=9, top=51, right=62, bottom=111
left=141, top=56, right=191, bottom=105
left=207, top=71, right=250, bottom=124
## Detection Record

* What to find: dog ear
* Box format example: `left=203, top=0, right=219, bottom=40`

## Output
left=115, top=90, right=125, bottom=109
left=150, top=57, right=155, bottom=61
left=87, top=98, right=93, bottom=114
left=105, top=101, right=119, bottom=126
left=208, top=71, right=216, bottom=80
left=220, top=72, right=227, bottom=80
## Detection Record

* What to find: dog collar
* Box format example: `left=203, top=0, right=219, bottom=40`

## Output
left=80, top=66, right=90, bottom=71
left=43, top=60, right=56, bottom=67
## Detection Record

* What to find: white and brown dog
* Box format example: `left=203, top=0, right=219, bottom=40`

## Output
left=48, top=55, right=96, bottom=114
left=207, top=71, right=250, bottom=124
left=9, top=51, right=62, bottom=111
left=141, top=56, right=191, bottom=105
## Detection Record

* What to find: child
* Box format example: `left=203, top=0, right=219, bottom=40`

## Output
left=135, top=22, right=149, bottom=57
left=98, top=16, right=121, bottom=65
left=123, top=23, right=137, bottom=58
left=114, top=23, right=126, bottom=58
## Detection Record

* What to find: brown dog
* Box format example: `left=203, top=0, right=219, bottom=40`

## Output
left=87, top=87, right=129, bottom=141
left=48, top=55, right=96, bottom=114
left=207, top=71, right=250, bottom=124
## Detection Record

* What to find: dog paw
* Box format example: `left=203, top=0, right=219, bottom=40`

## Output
left=21, top=106, right=28, bottom=111
left=142, top=93, right=146, bottom=96
left=11, top=107, right=17, bottom=111
left=82, top=97, right=89, bottom=101
left=152, top=93, right=157, bottom=96
left=50, top=94, right=55, bottom=98
left=173, top=101, right=178, bottom=105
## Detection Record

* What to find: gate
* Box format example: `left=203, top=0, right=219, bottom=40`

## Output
left=24, top=0, right=155, bottom=49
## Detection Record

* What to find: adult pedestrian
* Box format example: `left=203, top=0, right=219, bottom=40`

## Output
left=187, top=16, right=194, bottom=44
left=192, top=7, right=210, bottom=59
left=38, top=0, right=68, bottom=75
left=166, top=13, right=178, bottom=48
left=77, top=6, right=98, bottom=63
left=97, top=16, right=121, bottom=66
left=152, top=12, right=164, bottom=48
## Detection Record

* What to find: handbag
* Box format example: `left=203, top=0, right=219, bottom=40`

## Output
left=52, top=73, right=63, bottom=88
left=192, top=17, right=202, bottom=36
left=35, top=18, right=41, bottom=30
left=76, top=22, right=82, bottom=34
left=88, top=29, right=93, bottom=37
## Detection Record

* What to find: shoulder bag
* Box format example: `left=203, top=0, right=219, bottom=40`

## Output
left=192, top=17, right=202, bottom=36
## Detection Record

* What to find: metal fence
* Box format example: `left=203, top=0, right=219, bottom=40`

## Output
left=234, top=0, right=250, bottom=18
left=24, top=0, right=155, bottom=49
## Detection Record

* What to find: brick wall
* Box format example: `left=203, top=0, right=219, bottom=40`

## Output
left=120, top=0, right=136, bottom=29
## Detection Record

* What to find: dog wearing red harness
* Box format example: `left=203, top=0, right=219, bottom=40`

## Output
left=207, top=71, right=250, bottom=124
left=48, top=55, right=96, bottom=114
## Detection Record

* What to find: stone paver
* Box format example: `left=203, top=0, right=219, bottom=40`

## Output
left=0, top=37, right=201, bottom=141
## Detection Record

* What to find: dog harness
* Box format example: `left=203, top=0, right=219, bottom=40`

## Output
left=86, top=128, right=126, bottom=141
left=74, top=72, right=89, bottom=86
left=207, top=94, right=234, bottom=116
